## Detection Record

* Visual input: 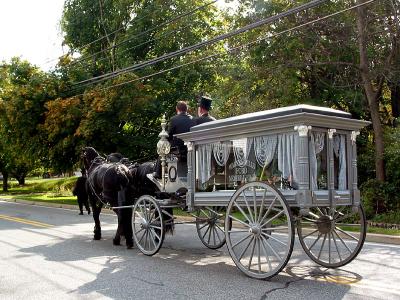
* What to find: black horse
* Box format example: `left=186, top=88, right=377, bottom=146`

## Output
left=82, top=147, right=134, bottom=248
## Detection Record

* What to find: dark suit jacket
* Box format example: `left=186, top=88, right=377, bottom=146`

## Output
left=168, top=113, right=195, bottom=152
left=195, top=113, right=216, bottom=125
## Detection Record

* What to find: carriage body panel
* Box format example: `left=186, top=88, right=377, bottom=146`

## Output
left=175, top=104, right=369, bottom=211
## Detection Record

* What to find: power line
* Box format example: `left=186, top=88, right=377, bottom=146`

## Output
left=71, top=0, right=329, bottom=88
left=42, top=0, right=172, bottom=66
left=69, top=0, right=376, bottom=96
left=69, top=0, right=219, bottom=68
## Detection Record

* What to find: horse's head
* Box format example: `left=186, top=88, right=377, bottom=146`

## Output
left=81, top=147, right=100, bottom=169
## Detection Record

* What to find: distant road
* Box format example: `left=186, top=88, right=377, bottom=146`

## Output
left=0, top=200, right=399, bottom=300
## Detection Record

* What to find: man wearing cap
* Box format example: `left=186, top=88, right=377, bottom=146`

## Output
left=195, top=96, right=216, bottom=125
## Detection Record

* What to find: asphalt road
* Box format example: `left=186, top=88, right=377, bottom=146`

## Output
left=0, top=200, right=399, bottom=300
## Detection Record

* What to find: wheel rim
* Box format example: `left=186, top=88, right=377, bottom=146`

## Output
left=133, top=195, right=165, bottom=256
left=196, top=206, right=227, bottom=249
left=297, top=203, right=366, bottom=268
left=225, top=182, right=294, bottom=279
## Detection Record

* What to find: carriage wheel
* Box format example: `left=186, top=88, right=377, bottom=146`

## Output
left=225, top=182, right=294, bottom=279
left=133, top=195, right=165, bottom=256
left=196, top=206, right=229, bottom=249
left=297, top=203, right=366, bottom=268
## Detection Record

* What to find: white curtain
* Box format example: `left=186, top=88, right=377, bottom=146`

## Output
left=212, top=142, right=230, bottom=167
left=333, top=135, right=347, bottom=190
left=197, top=144, right=213, bottom=184
left=233, top=138, right=253, bottom=167
left=310, top=132, right=325, bottom=190
left=277, top=133, right=298, bottom=186
left=254, top=135, right=277, bottom=168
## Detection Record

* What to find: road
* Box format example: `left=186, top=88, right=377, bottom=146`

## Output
left=0, top=200, right=399, bottom=300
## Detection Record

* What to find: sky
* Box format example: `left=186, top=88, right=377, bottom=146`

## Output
left=0, top=0, right=235, bottom=71
left=0, top=0, right=66, bottom=70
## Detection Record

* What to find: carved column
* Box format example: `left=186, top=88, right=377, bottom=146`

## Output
left=351, top=131, right=360, bottom=205
left=294, top=125, right=312, bottom=213
left=185, top=141, right=195, bottom=212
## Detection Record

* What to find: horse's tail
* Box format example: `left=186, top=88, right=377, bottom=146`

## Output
left=163, top=207, right=175, bottom=235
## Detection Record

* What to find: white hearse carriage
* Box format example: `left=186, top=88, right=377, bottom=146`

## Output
left=132, top=104, right=369, bottom=279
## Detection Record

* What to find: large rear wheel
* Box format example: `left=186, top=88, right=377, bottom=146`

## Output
left=225, top=182, right=294, bottom=279
left=297, top=203, right=366, bottom=268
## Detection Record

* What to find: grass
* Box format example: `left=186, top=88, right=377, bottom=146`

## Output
left=1, top=177, right=399, bottom=236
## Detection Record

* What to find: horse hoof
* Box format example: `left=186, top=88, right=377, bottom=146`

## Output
left=126, top=240, right=134, bottom=249
left=113, top=238, right=121, bottom=246
left=93, top=233, right=101, bottom=240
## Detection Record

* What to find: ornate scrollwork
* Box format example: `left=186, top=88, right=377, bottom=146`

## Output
left=294, top=125, right=312, bottom=137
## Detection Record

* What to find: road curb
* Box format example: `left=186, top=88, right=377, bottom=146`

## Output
left=1, top=198, right=399, bottom=245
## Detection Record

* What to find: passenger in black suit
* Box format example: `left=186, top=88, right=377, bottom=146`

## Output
left=195, top=96, right=216, bottom=125
left=168, top=101, right=196, bottom=153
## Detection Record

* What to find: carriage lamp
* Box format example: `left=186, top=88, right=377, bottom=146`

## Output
left=157, top=114, right=170, bottom=190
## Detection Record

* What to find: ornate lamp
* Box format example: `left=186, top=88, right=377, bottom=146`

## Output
left=156, top=114, right=170, bottom=190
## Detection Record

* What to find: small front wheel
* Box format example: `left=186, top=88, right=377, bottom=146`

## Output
left=225, top=182, right=294, bottom=279
left=196, top=206, right=228, bottom=249
left=133, top=195, right=165, bottom=256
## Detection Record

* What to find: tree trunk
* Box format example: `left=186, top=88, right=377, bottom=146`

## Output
left=17, top=175, right=25, bottom=185
left=356, top=0, right=386, bottom=182
left=389, top=81, right=400, bottom=122
left=2, top=171, right=8, bottom=192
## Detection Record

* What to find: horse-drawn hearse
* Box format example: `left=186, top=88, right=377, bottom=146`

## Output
left=83, top=104, right=369, bottom=280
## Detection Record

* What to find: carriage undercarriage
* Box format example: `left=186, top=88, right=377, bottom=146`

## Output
left=128, top=105, right=369, bottom=280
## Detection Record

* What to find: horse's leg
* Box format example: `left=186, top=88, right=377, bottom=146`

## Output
left=90, top=197, right=102, bottom=240
left=121, top=206, right=133, bottom=249
left=113, top=209, right=123, bottom=246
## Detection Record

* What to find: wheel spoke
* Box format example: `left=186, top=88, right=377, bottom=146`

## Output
left=260, top=237, right=272, bottom=270
left=229, top=214, right=251, bottom=227
left=138, top=228, right=147, bottom=245
left=308, top=233, right=322, bottom=251
left=149, top=225, right=162, bottom=230
left=238, top=236, right=254, bottom=261
left=259, top=197, right=277, bottom=225
left=332, top=232, right=342, bottom=261
left=150, top=228, right=161, bottom=241
left=333, top=229, right=353, bottom=253
left=202, top=224, right=211, bottom=240
left=316, top=207, right=324, bottom=216
left=263, top=226, right=288, bottom=232
left=248, top=237, right=257, bottom=270
left=233, top=201, right=252, bottom=225
left=261, top=232, right=287, bottom=246
left=335, top=212, right=356, bottom=223
left=214, top=226, right=222, bottom=243
left=198, top=222, right=208, bottom=231
left=148, top=229, right=157, bottom=249
left=242, top=191, right=255, bottom=223
left=261, top=210, right=284, bottom=228
left=231, top=233, right=251, bottom=248
left=301, top=228, right=319, bottom=239
left=253, top=188, right=258, bottom=224
left=257, top=188, right=267, bottom=223
left=309, top=211, right=320, bottom=219
left=335, top=227, right=359, bottom=242
left=328, top=232, right=331, bottom=264
left=317, top=233, right=327, bottom=259
left=261, top=235, right=282, bottom=262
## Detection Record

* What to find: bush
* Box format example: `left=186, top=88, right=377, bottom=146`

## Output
left=360, top=179, right=397, bottom=219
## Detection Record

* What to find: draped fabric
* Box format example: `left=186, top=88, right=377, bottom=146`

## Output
left=197, top=144, right=213, bottom=184
left=333, top=134, right=347, bottom=190
left=254, top=135, right=277, bottom=168
left=233, top=138, right=253, bottom=167
left=310, top=132, right=325, bottom=190
left=212, top=142, right=230, bottom=167
left=277, top=133, right=298, bottom=186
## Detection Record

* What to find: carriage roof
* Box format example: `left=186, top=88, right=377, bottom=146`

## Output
left=176, top=104, right=370, bottom=142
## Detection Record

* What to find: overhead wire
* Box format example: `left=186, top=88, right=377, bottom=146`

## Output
left=67, top=0, right=376, bottom=97
left=69, top=0, right=219, bottom=67
left=71, top=0, right=330, bottom=88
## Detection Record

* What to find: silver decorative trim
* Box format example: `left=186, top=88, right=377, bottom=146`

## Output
left=294, top=125, right=312, bottom=137
left=185, top=141, right=194, bottom=152
left=351, top=131, right=360, bottom=144
left=328, top=129, right=336, bottom=139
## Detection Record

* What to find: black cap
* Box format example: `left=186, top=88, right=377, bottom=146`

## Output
left=198, top=96, right=212, bottom=111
